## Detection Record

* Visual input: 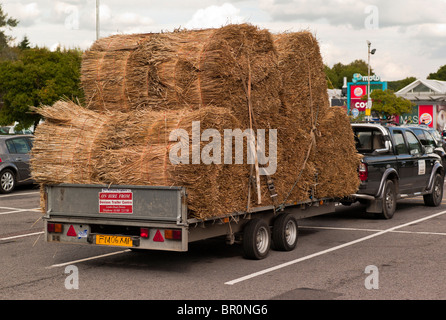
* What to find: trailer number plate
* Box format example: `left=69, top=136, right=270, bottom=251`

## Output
left=96, top=235, right=133, bottom=247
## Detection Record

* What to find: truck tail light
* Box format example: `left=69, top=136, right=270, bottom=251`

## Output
left=359, top=162, right=368, bottom=181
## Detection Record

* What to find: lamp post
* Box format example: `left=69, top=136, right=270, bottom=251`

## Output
left=96, top=0, right=100, bottom=40
left=366, top=40, right=376, bottom=121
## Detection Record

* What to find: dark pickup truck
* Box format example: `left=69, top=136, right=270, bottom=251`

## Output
left=349, top=123, right=444, bottom=219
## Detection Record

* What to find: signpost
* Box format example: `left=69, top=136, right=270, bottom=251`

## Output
left=347, top=73, right=387, bottom=118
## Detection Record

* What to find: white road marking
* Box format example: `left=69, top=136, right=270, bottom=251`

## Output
left=225, top=210, right=446, bottom=285
left=0, top=191, right=40, bottom=198
left=301, top=226, right=446, bottom=236
left=46, top=250, right=131, bottom=269
left=0, top=231, right=44, bottom=241
left=0, top=207, right=41, bottom=215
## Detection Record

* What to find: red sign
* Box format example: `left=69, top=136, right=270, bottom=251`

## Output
left=99, top=190, right=133, bottom=214
left=419, top=105, right=434, bottom=127
left=350, top=85, right=368, bottom=111
left=350, top=85, right=367, bottom=99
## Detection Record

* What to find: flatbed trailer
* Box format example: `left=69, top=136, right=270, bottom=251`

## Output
left=43, top=184, right=338, bottom=259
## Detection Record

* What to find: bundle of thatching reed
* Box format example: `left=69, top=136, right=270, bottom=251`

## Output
left=81, top=33, right=153, bottom=112
left=30, top=100, right=107, bottom=185
left=31, top=101, right=248, bottom=218
left=314, top=106, right=363, bottom=198
left=32, top=24, right=361, bottom=219
left=81, top=25, right=283, bottom=125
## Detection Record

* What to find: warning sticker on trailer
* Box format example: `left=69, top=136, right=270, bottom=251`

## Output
left=99, top=189, right=133, bottom=214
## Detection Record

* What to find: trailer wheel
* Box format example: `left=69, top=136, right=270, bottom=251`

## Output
left=243, top=218, right=271, bottom=260
left=272, top=213, right=298, bottom=252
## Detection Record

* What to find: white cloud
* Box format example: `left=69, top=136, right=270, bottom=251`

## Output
left=185, top=3, right=245, bottom=29
left=4, top=2, right=41, bottom=27
left=93, top=4, right=154, bottom=34
left=5, top=0, right=445, bottom=80
left=259, top=0, right=446, bottom=29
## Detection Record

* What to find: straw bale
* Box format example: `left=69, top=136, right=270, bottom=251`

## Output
left=90, top=33, right=153, bottom=52
left=92, top=106, right=250, bottom=218
left=30, top=100, right=107, bottom=185
left=81, top=33, right=153, bottom=112
left=33, top=25, right=362, bottom=219
left=314, top=107, right=362, bottom=198
left=81, top=24, right=283, bottom=122
left=267, top=31, right=332, bottom=205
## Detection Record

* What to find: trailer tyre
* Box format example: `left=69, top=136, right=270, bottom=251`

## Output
left=272, top=213, right=298, bottom=252
left=243, top=218, right=271, bottom=260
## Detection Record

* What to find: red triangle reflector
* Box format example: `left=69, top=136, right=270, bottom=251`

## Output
left=67, top=225, right=77, bottom=237
left=153, top=230, right=164, bottom=242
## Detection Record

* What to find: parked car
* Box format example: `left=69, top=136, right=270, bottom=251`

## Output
left=350, top=123, right=444, bottom=219
left=427, top=127, right=446, bottom=149
left=0, top=125, right=33, bottom=135
left=0, top=135, right=34, bottom=193
left=402, top=125, right=446, bottom=166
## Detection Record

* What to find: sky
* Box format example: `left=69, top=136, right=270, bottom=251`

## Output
left=2, top=0, right=446, bottom=82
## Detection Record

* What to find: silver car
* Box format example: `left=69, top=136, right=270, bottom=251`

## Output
left=0, top=135, right=34, bottom=193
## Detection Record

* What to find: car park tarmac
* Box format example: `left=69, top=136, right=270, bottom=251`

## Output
left=1, top=185, right=446, bottom=300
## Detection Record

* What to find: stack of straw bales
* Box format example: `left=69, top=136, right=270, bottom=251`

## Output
left=31, top=24, right=361, bottom=219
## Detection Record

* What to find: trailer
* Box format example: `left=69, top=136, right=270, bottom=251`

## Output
left=43, top=184, right=338, bottom=260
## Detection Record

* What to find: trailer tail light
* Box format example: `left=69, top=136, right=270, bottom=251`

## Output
left=140, top=228, right=149, bottom=238
left=359, top=162, right=368, bottom=181
left=165, top=229, right=182, bottom=241
left=47, top=223, right=63, bottom=233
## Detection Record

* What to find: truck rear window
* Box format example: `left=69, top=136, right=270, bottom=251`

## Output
left=354, top=129, right=385, bottom=153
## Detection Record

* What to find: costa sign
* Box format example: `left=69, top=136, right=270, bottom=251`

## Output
left=355, top=101, right=368, bottom=109
left=350, top=84, right=367, bottom=111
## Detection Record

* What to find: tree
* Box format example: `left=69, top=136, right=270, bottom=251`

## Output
left=18, top=35, right=31, bottom=50
left=428, top=65, right=446, bottom=81
left=325, top=59, right=371, bottom=89
left=0, top=4, right=18, bottom=60
left=387, top=77, right=417, bottom=92
left=362, top=89, right=413, bottom=119
left=0, top=47, right=84, bottom=129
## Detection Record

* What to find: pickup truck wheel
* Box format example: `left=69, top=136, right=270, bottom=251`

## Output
left=243, top=218, right=271, bottom=260
left=424, top=174, right=444, bottom=207
left=381, top=179, right=396, bottom=219
left=272, top=213, right=298, bottom=251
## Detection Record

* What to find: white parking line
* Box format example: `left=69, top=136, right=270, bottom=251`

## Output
left=300, top=226, right=446, bottom=236
left=225, top=210, right=446, bottom=286
left=0, top=231, right=44, bottom=241
left=0, top=207, right=41, bottom=215
left=46, top=250, right=131, bottom=269
left=0, top=191, right=40, bottom=198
